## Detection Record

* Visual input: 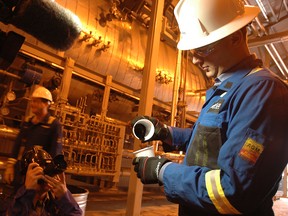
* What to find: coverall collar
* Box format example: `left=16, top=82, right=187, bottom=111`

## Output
left=29, top=113, right=51, bottom=125
left=206, top=55, right=263, bottom=99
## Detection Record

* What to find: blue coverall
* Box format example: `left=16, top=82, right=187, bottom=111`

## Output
left=162, top=56, right=288, bottom=215
left=12, top=113, right=63, bottom=159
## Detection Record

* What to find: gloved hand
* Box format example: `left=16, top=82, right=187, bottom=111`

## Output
left=131, top=116, right=172, bottom=145
left=3, top=163, right=15, bottom=184
left=132, top=156, right=171, bottom=184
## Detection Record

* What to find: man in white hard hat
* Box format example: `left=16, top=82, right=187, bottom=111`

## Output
left=4, top=86, right=63, bottom=190
left=131, top=0, right=288, bottom=215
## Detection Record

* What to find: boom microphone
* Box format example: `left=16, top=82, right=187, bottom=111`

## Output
left=8, top=0, right=82, bottom=51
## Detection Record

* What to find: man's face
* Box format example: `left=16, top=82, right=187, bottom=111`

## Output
left=37, top=180, right=50, bottom=195
left=191, top=36, right=232, bottom=78
left=30, top=98, right=49, bottom=115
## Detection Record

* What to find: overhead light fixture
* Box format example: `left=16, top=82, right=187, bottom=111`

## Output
left=90, top=36, right=102, bottom=47
left=79, top=31, right=92, bottom=42
left=128, top=58, right=144, bottom=73
left=155, top=70, right=173, bottom=84
left=98, top=41, right=111, bottom=52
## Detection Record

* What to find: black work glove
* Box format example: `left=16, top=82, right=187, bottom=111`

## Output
left=132, top=156, right=171, bottom=184
left=131, top=116, right=172, bottom=145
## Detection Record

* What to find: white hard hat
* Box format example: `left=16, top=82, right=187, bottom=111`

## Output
left=31, top=86, right=53, bottom=103
left=174, top=0, right=260, bottom=50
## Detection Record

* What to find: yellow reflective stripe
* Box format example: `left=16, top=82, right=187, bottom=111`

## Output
left=206, top=170, right=226, bottom=213
left=214, top=170, right=240, bottom=214
left=205, top=170, right=241, bottom=214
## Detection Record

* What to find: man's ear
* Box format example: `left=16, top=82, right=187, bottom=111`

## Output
left=230, top=30, right=242, bottom=45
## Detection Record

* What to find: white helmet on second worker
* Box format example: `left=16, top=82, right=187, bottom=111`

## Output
left=174, top=0, right=260, bottom=50
left=31, top=86, right=53, bottom=103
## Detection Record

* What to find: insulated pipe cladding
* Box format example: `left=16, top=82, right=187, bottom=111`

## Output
left=9, top=0, right=82, bottom=51
left=132, top=119, right=155, bottom=142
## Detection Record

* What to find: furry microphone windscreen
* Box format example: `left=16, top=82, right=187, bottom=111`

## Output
left=10, top=0, right=82, bottom=51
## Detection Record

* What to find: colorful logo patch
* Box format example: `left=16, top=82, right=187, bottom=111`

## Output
left=239, top=138, right=264, bottom=164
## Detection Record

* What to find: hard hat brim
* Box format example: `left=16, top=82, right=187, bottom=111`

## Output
left=177, top=6, right=260, bottom=51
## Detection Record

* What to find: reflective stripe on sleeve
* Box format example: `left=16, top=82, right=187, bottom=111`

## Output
left=205, top=169, right=241, bottom=214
